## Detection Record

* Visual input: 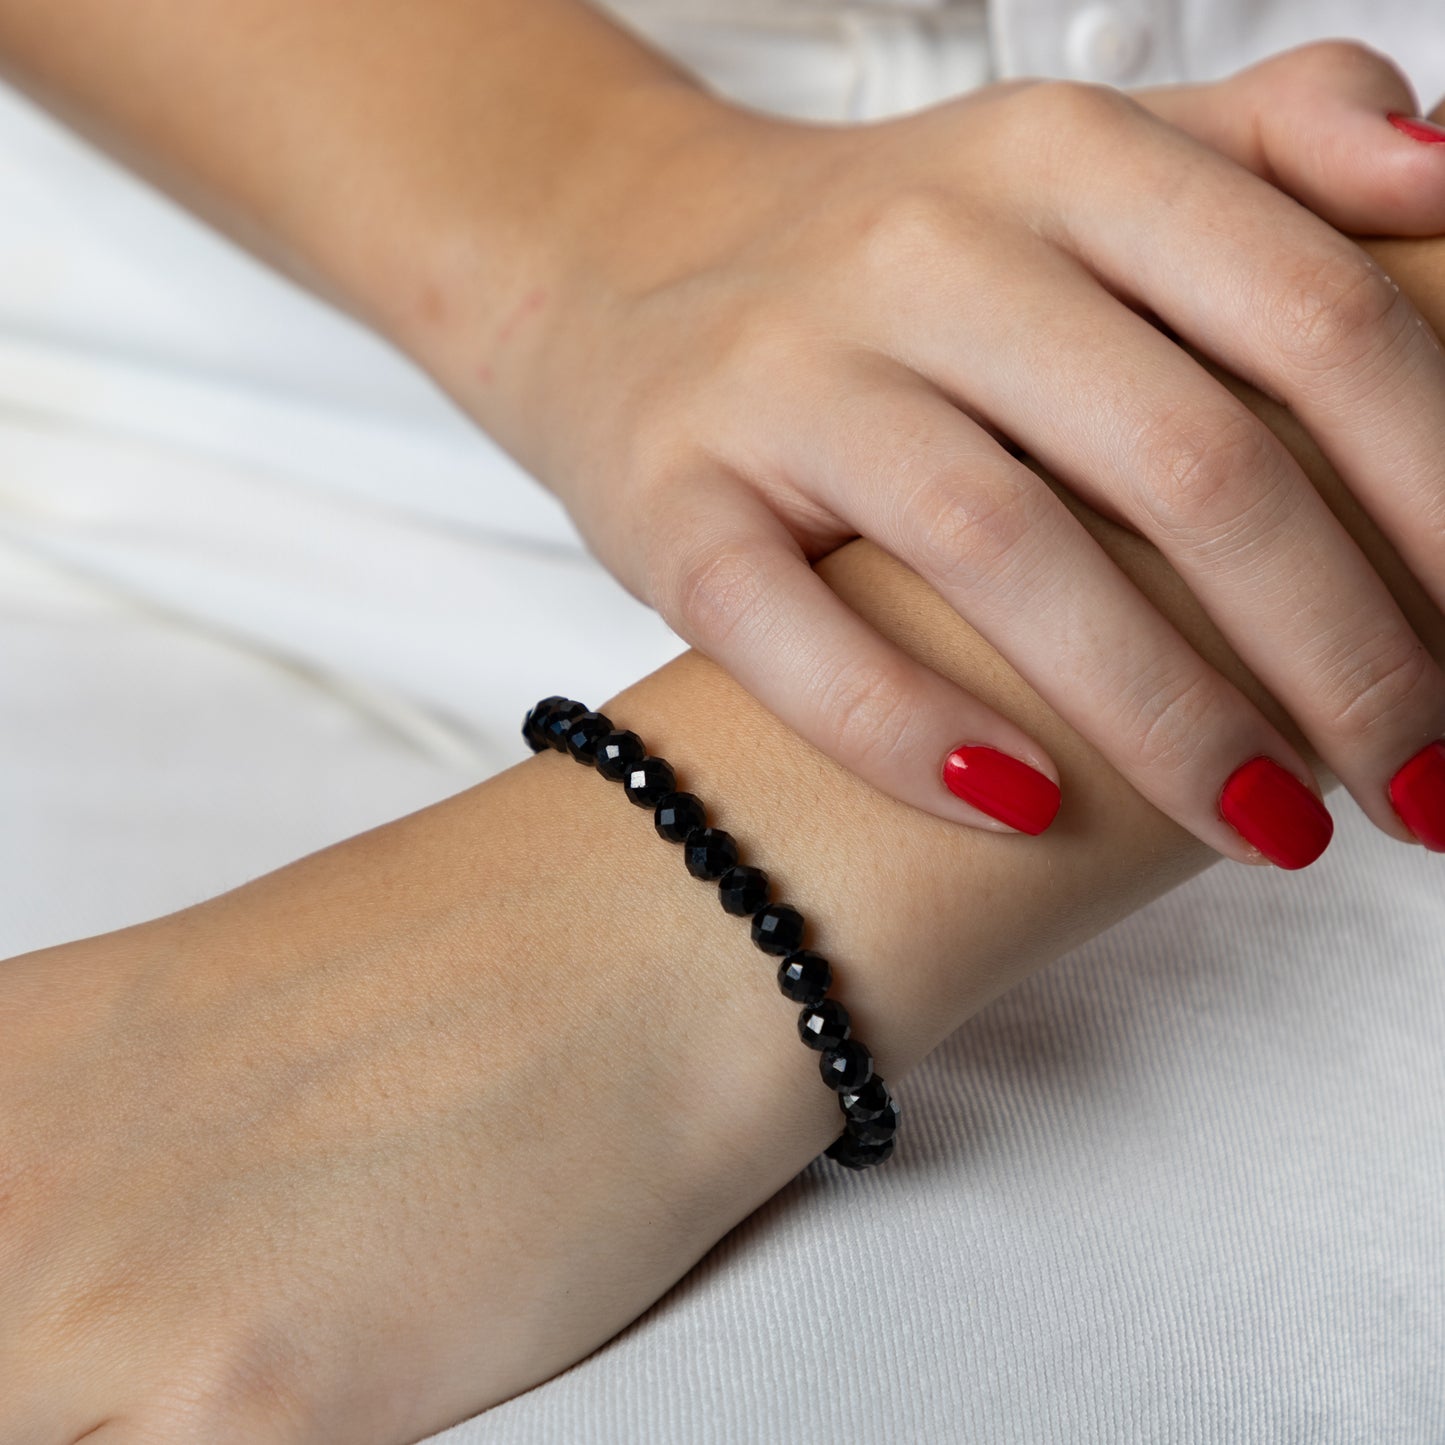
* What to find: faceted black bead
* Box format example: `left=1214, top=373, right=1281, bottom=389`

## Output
left=523, top=695, right=569, bottom=753
left=777, top=950, right=831, bottom=1006
left=797, top=998, right=850, bottom=1051
left=654, top=791, right=706, bottom=843
left=719, top=865, right=770, bottom=917
left=542, top=701, right=586, bottom=752
left=623, top=756, right=676, bottom=808
left=563, top=710, right=613, bottom=764
left=751, top=903, right=805, bottom=956
left=839, top=1075, right=892, bottom=1123
left=819, top=1038, right=874, bottom=1093
left=825, top=1129, right=895, bottom=1170
left=683, top=827, right=739, bottom=880
left=594, top=729, right=646, bottom=781
left=845, top=1097, right=900, bottom=1146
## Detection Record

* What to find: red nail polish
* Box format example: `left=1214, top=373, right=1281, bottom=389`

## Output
left=1218, top=756, right=1333, bottom=870
left=942, top=745, right=1061, bottom=835
left=1388, top=739, right=1445, bottom=851
left=1387, top=112, right=1445, bottom=145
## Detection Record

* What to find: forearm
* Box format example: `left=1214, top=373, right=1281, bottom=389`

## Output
left=0, top=0, right=713, bottom=448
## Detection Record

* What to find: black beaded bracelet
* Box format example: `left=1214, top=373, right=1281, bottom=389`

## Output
left=523, top=695, right=900, bottom=1170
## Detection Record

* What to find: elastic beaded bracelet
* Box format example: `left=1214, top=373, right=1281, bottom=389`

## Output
left=523, top=694, right=899, bottom=1170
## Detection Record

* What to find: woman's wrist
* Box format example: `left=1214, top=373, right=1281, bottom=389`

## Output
left=0, top=0, right=732, bottom=473
left=391, top=77, right=751, bottom=476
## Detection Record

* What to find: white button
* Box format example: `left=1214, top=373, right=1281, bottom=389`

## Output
left=1065, top=4, right=1151, bottom=82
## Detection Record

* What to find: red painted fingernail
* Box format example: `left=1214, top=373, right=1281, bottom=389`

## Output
left=1388, top=739, right=1445, bottom=851
left=1387, top=112, right=1445, bottom=145
left=942, top=745, right=1061, bottom=835
left=1218, top=756, right=1333, bottom=870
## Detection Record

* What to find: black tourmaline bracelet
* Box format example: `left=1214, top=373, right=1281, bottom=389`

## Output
left=522, top=694, right=900, bottom=1170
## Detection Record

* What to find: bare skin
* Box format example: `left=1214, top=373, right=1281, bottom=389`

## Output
left=0, top=5, right=1442, bottom=848
left=2, top=224, right=1443, bottom=1443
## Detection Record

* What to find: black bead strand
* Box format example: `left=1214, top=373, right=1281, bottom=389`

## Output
left=542, top=701, right=586, bottom=752
left=595, top=729, right=646, bottom=781
left=654, top=792, right=706, bottom=843
left=777, top=950, right=831, bottom=1006
left=624, top=757, right=677, bottom=807
left=820, top=1038, right=874, bottom=1093
left=797, top=998, right=851, bottom=1051
left=825, top=1131, right=896, bottom=1170
left=839, top=1075, right=892, bottom=1123
left=522, top=695, right=569, bottom=753
left=719, top=865, right=770, bottom=917
left=752, top=903, right=805, bottom=956
left=563, top=711, right=613, bottom=764
left=684, top=827, right=739, bottom=881
left=523, top=695, right=897, bottom=1170
left=845, top=1097, right=900, bottom=1145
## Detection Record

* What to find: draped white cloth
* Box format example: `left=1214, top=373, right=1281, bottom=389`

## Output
left=597, top=0, right=1445, bottom=120
left=1, top=5, right=1442, bottom=1440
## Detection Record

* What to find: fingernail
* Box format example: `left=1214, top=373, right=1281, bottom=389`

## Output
left=942, top=745, right=1061, bottom=835
left=1388, top=739, right=1445, bottom=851
left=1218, top=756, right=1333, bottom=870
left=1387, top=112, right=1445, bottom=145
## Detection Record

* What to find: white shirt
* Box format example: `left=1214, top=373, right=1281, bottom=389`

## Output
left=596, top=0, right=1445, bottom=120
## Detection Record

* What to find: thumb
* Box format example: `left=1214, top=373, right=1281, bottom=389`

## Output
left=1133, top=39, right=1445, bottom=236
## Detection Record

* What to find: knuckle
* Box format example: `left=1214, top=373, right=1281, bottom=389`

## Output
left=1326, top=638, right=1435, bottom=744
left=713, top=302, right=809, bottom=381
left=906, top=465, right=1046, bottom=592
left=1012, top=77, right=1139, bottom=137
left=666, top=537, right=768, bottom=651
left=812, top=658, right=920, bottom=778
left=1289, top=37, right=1404, bottom=88
left=1137, top=407, right=1285, bottom=540
left=855, top=185, right=960, bottom=277
left=1272, top=249, right=1409, bottom=373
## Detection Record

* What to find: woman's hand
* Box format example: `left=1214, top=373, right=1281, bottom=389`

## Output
left=1, top=3, right=1437, bottom=864
left=483, top=42, right=1445, bottom=868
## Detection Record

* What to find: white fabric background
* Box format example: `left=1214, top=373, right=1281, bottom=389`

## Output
left=0, top=1, right=1442, bottom=1440
left=599, top=0, right=1445, bottom=118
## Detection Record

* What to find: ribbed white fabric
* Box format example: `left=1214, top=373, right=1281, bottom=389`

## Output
left=0, top=4, right=1443, bottom=1441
